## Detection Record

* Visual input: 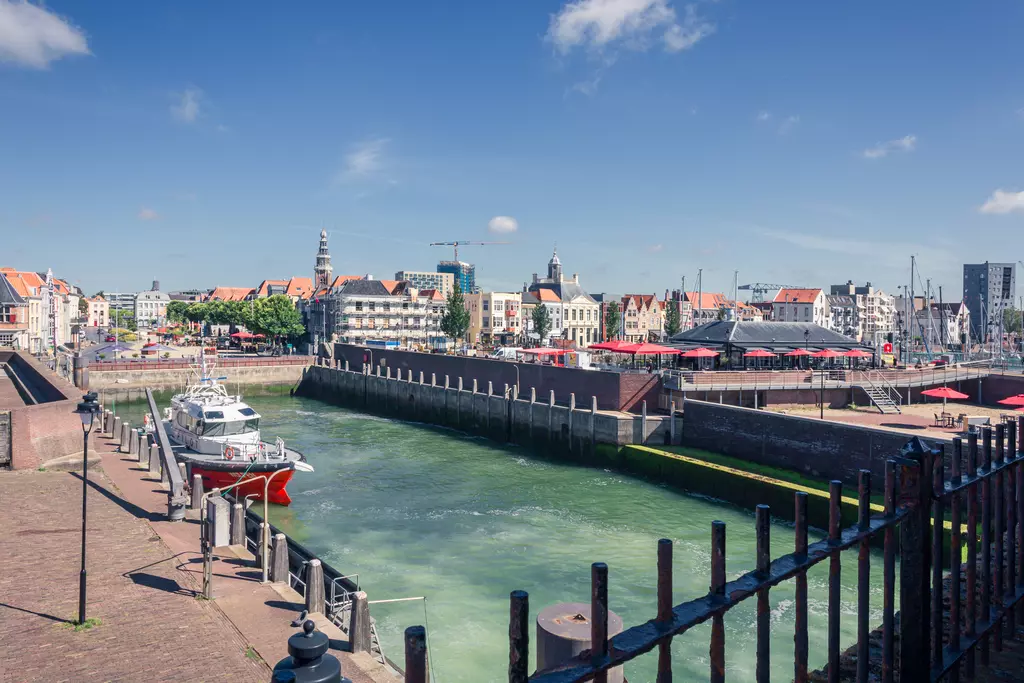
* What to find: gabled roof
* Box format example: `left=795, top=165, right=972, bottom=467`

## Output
left=622, top=294, right=659, bottom=311
left=535, top=288, right=561, bottom=303
left=521, top=291, right=540, bottom=305
left=375, top=280, right=402, bottom=295
left=774, top=288, right=823, bottom=304
left=330, top=275, right=363, bottom=289
left=0, top=273, right=27, bottom=306
left=528, top=281, right=596, bottom=304
left=338, top=279, right=392, bottom=297
left=418, top=288, right=445, bottom=301
left=256, top=279, right=289, bottom=296
left=207, top=286, right=255, bottom=301
left=286, top=277, right=314, bottom=299
left=683, top=291, right=730, bottom=310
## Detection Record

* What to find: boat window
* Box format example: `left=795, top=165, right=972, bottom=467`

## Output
left=238, top=408, right=257, bottom=416
left=201, top=418, right=259, bottom=437
left=204, top=411, right=224, bottom=419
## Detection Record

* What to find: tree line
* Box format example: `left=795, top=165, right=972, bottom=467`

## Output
left=165, top=296, right=305, bottom=339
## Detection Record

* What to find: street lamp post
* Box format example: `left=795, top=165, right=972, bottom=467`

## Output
left=74, top=391, right=100, bottom=625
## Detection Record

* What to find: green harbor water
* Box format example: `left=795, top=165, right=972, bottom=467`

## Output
left=116, top=393, right=889, bottom=682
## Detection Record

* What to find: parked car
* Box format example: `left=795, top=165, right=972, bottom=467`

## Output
left=104, top=335, right=116, bottom=342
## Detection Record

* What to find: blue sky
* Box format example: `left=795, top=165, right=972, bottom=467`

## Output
left=2, top=0, right=1023, bottom=301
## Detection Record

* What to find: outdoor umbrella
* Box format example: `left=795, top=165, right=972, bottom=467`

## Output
left=619, top=343, right=681, bottom=355
left=681, top=347, right=718, bottom=358
left=997, top=395, right=1024, bottom=407
left=97, top=342, right=133, bottom=353
left=921, top=386, right=969, bottom=409
left=230, top=331, right=255, bottom=339
left=811, top=349, right=843, bottom=358
left=844, top=349, right=873, bottom=358
left=144, top=343, right=177, bottom=352
left=590, top=340, right=632, bottom=351
left=784, top=349, right=813, bottom=356
left=743, top=349, right=776, bottom=357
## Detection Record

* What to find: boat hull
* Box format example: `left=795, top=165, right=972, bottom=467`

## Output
left=190, top=465, right=295, bottom=506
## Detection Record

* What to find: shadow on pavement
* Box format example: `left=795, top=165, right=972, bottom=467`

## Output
left=0, top=602, right=72, bottom=624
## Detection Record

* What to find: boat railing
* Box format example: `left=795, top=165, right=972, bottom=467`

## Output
left=220, top=439, right=290, bottom=462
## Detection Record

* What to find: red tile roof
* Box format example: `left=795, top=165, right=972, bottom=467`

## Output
left=536, top=289, right=561, bottom=303
left=418, top=288, right=445, bottom=301
left=378, top=280, right=401, bottom=295
left=330, top=275, right=362, bottom=289
left=207, top=286, right=254, bottom=301
left=255, top=279, right=289, bottom=296
left=286, top=277, right=313, bottom=299
left=683, top=291, right=730, bottom=310
left=773, top=288, right=823, bottom=304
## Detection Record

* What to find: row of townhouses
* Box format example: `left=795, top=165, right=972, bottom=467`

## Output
left=0, top=268, right=82, bottom=353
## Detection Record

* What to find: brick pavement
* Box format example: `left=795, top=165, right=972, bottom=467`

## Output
left=90, top=431, right=392, bottom=683
left=0, top=468, right=269, bottom=683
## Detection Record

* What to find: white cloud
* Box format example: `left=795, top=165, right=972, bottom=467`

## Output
left=756, top=110, right=771, bottom=122
left=648, top=243, right=664, bottom=253
left=861, top=134, right=916, bottom=159
left=0, top=0, right=89, bottom=68
left=171, top=87, right=202, bottom=123
left=979, top=189, right=1024, bottom=215
left=334, top=138, right=390, bottom=184
left=778, top=115, right=800, bottom=135
left=487, top=216, right=519, bottom=234
left=546, top=0, right=713, bottom=55
left=137, top=207, right=159, bottom=221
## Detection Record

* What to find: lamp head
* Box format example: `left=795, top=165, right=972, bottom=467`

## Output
left=75, top=391, right=99, bottom=433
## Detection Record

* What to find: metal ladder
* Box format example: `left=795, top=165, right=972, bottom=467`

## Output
left=857, top=370, right=902, bottom=414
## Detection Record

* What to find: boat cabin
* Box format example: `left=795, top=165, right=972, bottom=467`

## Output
left=174, top=402, right=261, bottom=438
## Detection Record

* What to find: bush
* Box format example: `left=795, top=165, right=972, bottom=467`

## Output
left=131, top=353, right=139, bottom=359
left=98, top=354, right=106, bottom=360
left=122, top=333, right=138, bottom=342
left=162, top=352, right=171, bottom=359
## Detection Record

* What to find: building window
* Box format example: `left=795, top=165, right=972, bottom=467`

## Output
left=483, top=317, right=490, bottom=327
left=483, top=301, right=489, bottom=311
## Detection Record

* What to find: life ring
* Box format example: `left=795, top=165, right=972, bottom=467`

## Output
left=224, top=446, right=236, bottom=460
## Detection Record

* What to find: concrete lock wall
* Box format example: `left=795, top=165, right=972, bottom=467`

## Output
left=87, top=362, right=306, bottom=392
left=680, top=398, right=951, bottom=486
left=296, top=365, right=670, bottom=455
left=332, top=343, right=661, bottom=413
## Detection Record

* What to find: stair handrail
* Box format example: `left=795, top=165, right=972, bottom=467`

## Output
left=864, top=369, right=903, bottom=407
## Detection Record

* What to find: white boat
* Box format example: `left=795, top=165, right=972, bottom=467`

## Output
left=156, top=354, right=311, bottom=505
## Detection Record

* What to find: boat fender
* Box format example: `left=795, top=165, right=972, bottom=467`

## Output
left=224, top=446, right=236, bottom=460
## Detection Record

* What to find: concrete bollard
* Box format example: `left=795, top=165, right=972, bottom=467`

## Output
left=530, top=387, right=536, bottom=403
left=191, top=474, right=204, bottom=510
left=270, top=533, right=289, bottom=583
left=431, top=373, right=436, bottom=387
left=350, top=591, right=372, bottom=654
left=304, top=559, right=325, bottom=614
left=128, top=428, right=138, bottom=455
left=549, top=390, right=555, bottom=406
left=148, top=442, right=160, bottom=475
left=230, top=503, right=245, bottom=546
left=444, top=375, right=450, bottom=389
left=177, top=462, right=187, bottom=483
left=386, top=367, right=391, bottom=379
left=138, top=432, right=149, bottom=463
left=487, top=381, right=493, bottom=396
left=419, top=371, right=424, bottom=384
left=103, top=410, right=112, bottom=435
left=472, top=379, right=478, bottom=394
left=344, top=360, right=349, bottom=372
left=119, top=423, right=130, bottom=452
left=457, top=377, right=463, bottom=391
left=112, top=415, right=122, bottom=441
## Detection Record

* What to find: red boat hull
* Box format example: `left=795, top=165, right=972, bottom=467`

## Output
left=191, top=466, right=295, bottom=505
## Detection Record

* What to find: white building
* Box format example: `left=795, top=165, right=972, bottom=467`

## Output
left=135, top=292, right=169, bottom=328
left=773, top=288, right=830, bottom=328
left=526, top=249, right=599, bottom=347
left=86, top=296, right=109, bottom=328
left=830, top=281, right=897, bottom=344
left=0, top=268, right=80, bottom=352
left=331, top=279, right=446, bottom=348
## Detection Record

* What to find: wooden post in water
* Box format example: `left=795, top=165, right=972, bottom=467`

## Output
left=350, top=591, right=372, bottom=653
left=509, top=590, right=529, bottom=683
left=404, top=625, right=428, bottom=683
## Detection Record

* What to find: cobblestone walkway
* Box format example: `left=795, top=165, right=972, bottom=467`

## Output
left=0, top=468, right=270, bottom=683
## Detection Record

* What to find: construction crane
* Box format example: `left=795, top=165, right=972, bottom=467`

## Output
left=428, top=241, right=509, bottom=262
left=737, top=282, right=804, bottom=303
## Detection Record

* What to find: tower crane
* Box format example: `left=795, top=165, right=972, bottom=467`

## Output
left=429, top=240, right=509, bottom=261
left=737, top=283, right=805, bottom=303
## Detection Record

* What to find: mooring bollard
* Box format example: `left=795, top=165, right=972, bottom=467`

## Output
left=231, top=503, right=245, bottom=546
left=119, top=422, right=130, bottom=452
left=536, top=602, right=625, bottom=683
left=138, top=431, right=149, bottom=463
left=103, top=410, right=112, bottom=435
left=112, top=415, right=121, bottom=440
left=191, top=474, right=204, bottom=510
left=404, top=625, right=429, bottom=683
left=270, top=533, right=289, bottom=583
left=148, top=442, right=160, bottom=475
left=177, top=462, right=186, bottom=483
left=305, top=559, right=325, bottom=614
left=350, top=591, right=372, bottom=654
left=128, top=428, right=138, bottom=455
left=271, top=620, right=345, bottom=683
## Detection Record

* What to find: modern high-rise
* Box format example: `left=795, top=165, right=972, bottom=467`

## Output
left=963, top=262, right=1016, bottom=343
left=394, top=271, right=454, bottom=297
left=437, top=261, right=477, bottom=294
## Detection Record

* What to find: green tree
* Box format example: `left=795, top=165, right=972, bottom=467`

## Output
left=185, top=302, right=208, bottom=324
left=1004, top=306, right=1023, bottom=335
left=604, top=301, right=621, bottom=340
left=532, top=304, right=552, bottom=344
left=440, top=283, right=471, bottom=343
left=247, top=295, right=304, bottom=339
left=664, top=302, right=681, bottom=337
left=166, top=301, right=189, bottom=324
left=78, top=297, right=89, bottom=318
left=111, top=309, right=136, bottom=331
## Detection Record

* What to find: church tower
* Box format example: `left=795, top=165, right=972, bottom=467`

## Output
left=547, top=246, right=563, bottom=283
left=314, top=229, right=333, bottom=288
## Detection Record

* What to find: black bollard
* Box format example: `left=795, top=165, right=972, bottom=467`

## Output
left=271, top=620, right=347, bottom=683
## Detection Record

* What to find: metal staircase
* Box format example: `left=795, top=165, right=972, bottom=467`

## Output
left=856, top=371, right=902, bottom=414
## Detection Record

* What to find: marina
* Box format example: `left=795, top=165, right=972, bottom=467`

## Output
left=114, top=392, right=889, bottom=681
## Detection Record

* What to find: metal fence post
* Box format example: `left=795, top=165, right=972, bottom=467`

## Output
left=897, top=444, right=929, bottom=683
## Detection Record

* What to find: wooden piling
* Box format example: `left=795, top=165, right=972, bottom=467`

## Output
left=350, top=591, right=372, bottom=654
left=270, top=533, right=288, bottom=583
left=404, top=625, right=428, bottom=683
left=304, top=559, right=325, bottom=614
left=230, top=503, right=244, bottom=546
left=191, top=474, right=204, bottom=510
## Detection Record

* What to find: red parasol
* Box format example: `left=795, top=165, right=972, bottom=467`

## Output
left=811, top=349, right=844, bottom=358
left=618, top=343, right=682, bottom=355
left=844, top=349, right=873, bottom=358
left=997, top=394, right=1024, bottom=406
left=784, top=348, right=813, bottom=357
left=922, top=386, right=969, bottom=409
left=681, top=347, right=719, bottom=358
left=590, top=340, right=634, bottom=352
left=743, top=349, right=776, bottom=358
